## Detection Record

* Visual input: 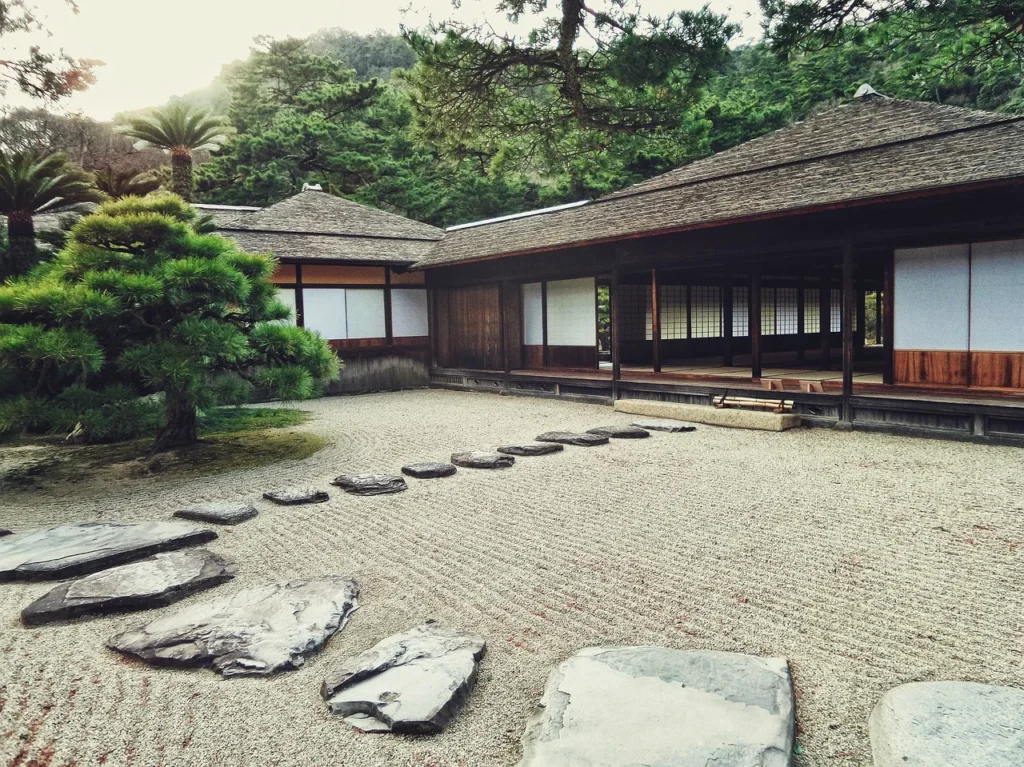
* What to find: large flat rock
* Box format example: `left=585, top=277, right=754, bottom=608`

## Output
left=402, top=462, right=457, bottom=479
left=108, top=575, right=360, bottom=677
left=174, top=502, right=258, bottom=525
left=331, top=474, right=408, bottom=496
left=870, top=682, right=1024, bottom=766
left=586, top=425, right=650, bottom=439
left=0, top=529, right=11, bottom=537
left=262, top=488, right=330, bottom=505
left=451, top=451, right=515, bottom=469
left=630, top=418, right=697, bottom=433
left=323, top=622, right=486, bottom=734
left=518, top=647, right=794, bottom=767
left=497, top=442, right=564, bottom=456
left=615, top=400, right=801, bottom=432
left=535, top=432, right=609, bottom=447
left=0, top=521, right=218, bottom=582
left=21, top=549, right=236, bottom=626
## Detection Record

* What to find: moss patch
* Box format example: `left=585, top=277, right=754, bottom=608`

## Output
left=198, top=407, right=310, bottom=435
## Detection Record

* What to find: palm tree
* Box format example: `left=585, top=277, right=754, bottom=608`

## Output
left=93, top=166, right=163, bottom=199
left=119, top=105, right=228, bottom=201
left=0, top=152, right=104, bottom=280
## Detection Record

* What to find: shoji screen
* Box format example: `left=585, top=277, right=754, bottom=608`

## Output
left=275, top=288, right=297, bottom=325
left=969, top=240, right=1024, bottom=351
left=391, top=289, right=429, bottom=338
left=345, top=290, right=386, bottom=339
left=521, top=283, right=544, bottom=345
left=303, top=289, right=347, bottom=340
left=546, top=278, right=596, bottom=346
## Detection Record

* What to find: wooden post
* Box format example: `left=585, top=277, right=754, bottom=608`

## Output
left=796, top=274, right=806, bottom=364
left=499, top=280, right=510, bottom=382
left=883, top=251, right=895, bottom=385
left=874, top=289, right=883, bottom=344
left=722, top=269, right=733, bottom=367
left=651, top=269, right=661, bottom=373
left=426, top=285, right=436, bottom=369
left=750, top=265, right=762, bottom=380
left=383, top=268, right=394, bottom=347
left=610, top=269, right=621, bottom=399
left=855, top=286, right=866, bottom=359
left=541, top=281, right=549, bottom=369
left=294, top=263, right=305, bottom=328
left=842, top=243, right=855, bottom=421
left=819, top=263, right=831, bottom=371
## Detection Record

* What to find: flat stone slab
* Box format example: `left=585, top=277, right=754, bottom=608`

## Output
left=174, top=502, right=258, bottom=525
left=451, top=451, right=515, bottom=469
left=497, top=442, right=564, bottom=456
left=0, top=529, right=11, bottom=537
left=262, top=488, right=330, bottom=505
left=402, top=462, right=457, bottom=479
left=535, top=431, right=609, bottom=446
left=586, top=425, right=650, bottom=439
left=323, top=622, right=486, bottom=734
left=21, top=549, right=235, bottom=626
left=615, top=399, right=800, bottom=432
left=108, top=575, right=359, bottom=677
left=518, top=647, right=794, bottom=767
left=331, top=474, right=408, bottom=496
left=0, top=521, right=218, bottom=582
left=630, top=418, right=697, bottom=433
left=870, top=682, right=1024, bottom=766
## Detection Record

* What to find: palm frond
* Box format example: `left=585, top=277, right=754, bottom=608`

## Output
left=119, top=104, right=231, bottom=154
left=0, top=151, right=105, bottom=217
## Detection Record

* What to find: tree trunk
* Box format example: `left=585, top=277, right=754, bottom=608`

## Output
left=154, top=396, right=199, bottom=451
left=4, top=212, right=37, bottom=280
left=171, top=149, right=194, bottom=202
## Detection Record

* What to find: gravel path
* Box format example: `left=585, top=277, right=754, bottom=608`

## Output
left=2, top=389, right=1023, bottom=767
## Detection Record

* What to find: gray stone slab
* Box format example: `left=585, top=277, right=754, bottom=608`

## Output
left=21, top=549, right=236, bottom=626
left=262, top=488, right=330, bottom=505
left=401, top=462, right=457, bottom=479
left=451, top=451, right=515, bottom=469
left=497, top=442, right=564, bottom=456
left=174, top=502, right=258, bottom=525
left=869, top=682, right=1024, bottom=767
left=0, top=521, right=218, bottom=582
left=630, top=418, right=697, bottom=433
left=518, top=647, right=794, bottom=767
left=108, top=575, right=359, bottom=677
left=330, top=474, right=408, bottom=496
left=535, top=431, right=609, bottom=446
left=0, top=529, right=11, bottom=537
left=587, top=425, right=651, bottom=439
left=323, top=622, right=486, bottom=734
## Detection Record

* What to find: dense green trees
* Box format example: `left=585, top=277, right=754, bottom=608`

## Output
left=0, top=196, right=338, bottom=449
left=0, top=0, right=96, bottom=100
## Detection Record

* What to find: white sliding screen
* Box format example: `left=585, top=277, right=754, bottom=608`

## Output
left=391, top=289, right=429, bottom=338
left=346, top=289, right=386, bottom=339
left=969, top=239, right=1024, bottom=351
left=521, top=282, right=544, bottom=345
left=546, top=277, right=596, bottom=346
left=302, top=288, right=347, bottom=340
left=275, top=288, right=297, bottom=325
left=894, top=244, right=970, bottom=351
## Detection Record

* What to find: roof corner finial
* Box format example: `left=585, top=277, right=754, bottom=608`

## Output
left=854, top=83, right=884, bottom=99
left=301, top=182, right=323, bottom=192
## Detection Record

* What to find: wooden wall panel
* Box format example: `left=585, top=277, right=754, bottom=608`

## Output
left=435, top=287, right=451, bottom=366
left=392, top=336, right=429, bottom=347
left=435, top=284, right=502, bottom=369
left=502, top=282, right=523, bottom=370
left=389, top=270, right=426, bottom=285
left=303, top=265, right=386, bottom=284
left=522, top=345, right=545, bottom=369
left=969, top=352, right=1024, bottom=389
left=547, top=346, right=598, bottom=369
left=271, top=263, right=297, bottom=284
left=894, top=350, right=969, bottom=386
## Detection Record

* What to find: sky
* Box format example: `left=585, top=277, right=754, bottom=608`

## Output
left=4, top=0, right=763, bottom=120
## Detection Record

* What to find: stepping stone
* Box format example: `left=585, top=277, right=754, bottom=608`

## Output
left=518, top=647, right=794, bottom=767
left=108, top=575, right=360, bottom=677
left=0, top=521, right=217, bottom=582
left=535, top=431, right=609, bottom=446
left=497, top=442, right=564, bottom=457
left=330, top=474, right=408, bottom=496
left=262, top=488, right=329, bottom=505
left=0, top=529, right=11, bottom=537
left=630, top=418, right=697, bottom=433
left=451, top=450, right=515, bottom=469
left=322, top=622, right=486, bottom=734
left=21, top=549, right=235, bottom=627
left=870, top=682, right=1024, bottom=766
left=401, top=462, right=457, bottom=479
left=587, top=425, right=650, bottom=439
left=174, top=502, right=258, bottom=525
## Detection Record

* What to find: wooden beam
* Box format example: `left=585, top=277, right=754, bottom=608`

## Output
left=796, top=274, right=806, bottom=364
left=750, top=265, right=762, bottom=380
left=883, top=251, right=895, bottom=384
left=611, top=269, right=621, bottom=398
left=651, top=269, right=661, bottom=373
left=722, top=269, right=733, bottom=366
left=819, top=264, right=831, bottom=371
left=842, top=243, right=855, bottom=420
left=541, top=280, right=549, bottom=368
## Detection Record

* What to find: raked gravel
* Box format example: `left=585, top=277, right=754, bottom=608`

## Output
left=1, top=389, right=1023, bottom=767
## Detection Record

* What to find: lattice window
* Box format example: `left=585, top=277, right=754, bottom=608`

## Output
left=776, top=287, right=799, bottom=334
left=804, top=288, right=820, bottom=334
left=761, top=287, right=776, bottom=336
left=733, top=286, right=749, bottom=337
left=689, top=286, right=721, bottom=338
left=618, top=284, right=649, bottom=341
left=659, top=285, right=688, bottom=340
left=830, top=288, right=842, bottom=332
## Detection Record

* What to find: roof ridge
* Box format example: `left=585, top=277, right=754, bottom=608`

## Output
left=218, top=226, right=443, bottom=242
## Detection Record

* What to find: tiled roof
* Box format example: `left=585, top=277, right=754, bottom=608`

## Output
left=221, top=230, right=438, bottom=263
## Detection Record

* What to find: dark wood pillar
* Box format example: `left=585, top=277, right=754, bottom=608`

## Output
left=842, top=243, right=855, bottom=421
left=541, top=281, right=549, bottom=368
left=651, top=269, right=662, bottom=373
left=855, top=286, right=866, bottom=359
left=819, top=264, right=831, bottom=371
left=796, top=274, right=806, bottom=364
left=722, top=269, right=733, bottom=366
left=882, top=251, right=895, bottom=385
left=383, top=268, right=394, bottom=346
left=294, top=263, right=305, bottom=328
left=499, top=280, right=510, bottom=382
left=750, top=265, right=762, bottom=380
left=874, top=290, right=883, bottom=344
left=610, top=269, right=621, bottom=399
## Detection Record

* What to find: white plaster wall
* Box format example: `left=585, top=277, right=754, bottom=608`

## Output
left=346, top=289, right=386, bottom=339
left=969, top=239, right=1024, bottom=352
left=546, top=277, right=597, bottom=346
left=391, top=289, right=429, bottom=337
left=521, top=283, right=544, bottom=345
left=894, top=244, right=970, bottom=350
left=302, top=288, right=347, bottom=340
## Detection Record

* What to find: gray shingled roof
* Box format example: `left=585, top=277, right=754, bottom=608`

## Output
left=415, top=95, right=1024, bottom=269
left=223, top=230, right=438, bottom=263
